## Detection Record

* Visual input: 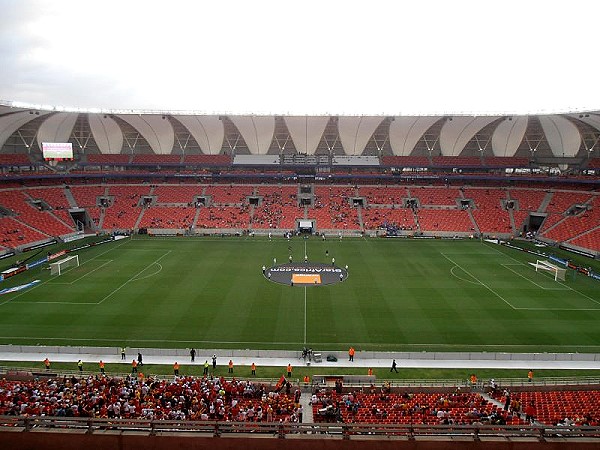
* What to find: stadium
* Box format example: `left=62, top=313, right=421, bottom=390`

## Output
left=1, top=2, right=600, bottom=449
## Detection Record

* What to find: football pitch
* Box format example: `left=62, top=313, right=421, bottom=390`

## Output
left=0, top=236, right=599, bottom=353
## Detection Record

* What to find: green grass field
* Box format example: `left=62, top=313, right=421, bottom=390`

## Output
left=0, top=236, right=599, bottom=352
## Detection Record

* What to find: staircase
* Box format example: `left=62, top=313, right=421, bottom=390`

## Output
left=538, top=192, right=553, bottom=212
left=63, top=187, right=78, bottom=208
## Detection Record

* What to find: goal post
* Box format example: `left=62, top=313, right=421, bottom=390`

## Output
left=530, top=259, right=566, bottom=281
left=50, top=255, right=79, bottom=276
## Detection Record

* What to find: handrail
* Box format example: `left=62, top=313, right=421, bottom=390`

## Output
left=2, top=365, right=599, bottom=389
left=1, top=416, right=599, bottom=441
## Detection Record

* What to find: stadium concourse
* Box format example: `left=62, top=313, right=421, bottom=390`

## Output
left=2, top=346, right=600, bottom=371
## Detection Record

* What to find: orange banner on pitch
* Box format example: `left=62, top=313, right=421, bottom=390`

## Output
left=292, top=273, right=322, bottom=284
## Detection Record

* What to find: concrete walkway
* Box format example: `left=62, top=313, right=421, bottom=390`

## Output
left=1, top=346, right=600, bottom=371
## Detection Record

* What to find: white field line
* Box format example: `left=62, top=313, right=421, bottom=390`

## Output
left=0, top=238, right=132, bottom=307
left=304, top=286, right=307, bottom=345
left=500, top=263, right=569, bottom=291
left=449, top=266, right=482, bottom=285
left=97, top=250, right=172, bottom=305
left=440, top=253, right=518, bottom=310
left=48, top=260, right=113, bottom=286
left=1, top=336, right=600, bottom=350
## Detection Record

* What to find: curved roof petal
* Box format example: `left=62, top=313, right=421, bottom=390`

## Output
left=88, top=114, right=124, bottom=154
left=229, top=116, right=275, bottom=155
left=538, top=115, right=581, bottom=157
left=440, top=116, right=499, bottom=156
left=389, top=116, right=440, bottom=156
left=173, top=115, right=223, bottom=155
left=116, top=114, right=174, bottom=154
left=284, top=116, right=328, bottom=155
left=491, top=116, right=529, bottom=157
left=338, top=116, right=384, bottom=155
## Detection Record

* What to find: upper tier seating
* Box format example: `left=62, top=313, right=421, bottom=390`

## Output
left=86, top=154, right=131, bottom=164
left=431, top=156, right=482, bottom=167
left=131, top=154, right=182, bottom=165
left=0, top=153, right=31, bottom=165
left=484, top=157, right=530, bottom=167
left=183, top=154, right=233, bottom=165
left=382, top=156, right=429, bottom=167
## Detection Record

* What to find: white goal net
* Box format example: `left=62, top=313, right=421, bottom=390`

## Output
left=50, top=255, right=79, bottom=276
left=529, top=259, right=566, bottom=281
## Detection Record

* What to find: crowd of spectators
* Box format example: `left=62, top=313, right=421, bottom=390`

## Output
left=0, top=374, right=301, bottom=423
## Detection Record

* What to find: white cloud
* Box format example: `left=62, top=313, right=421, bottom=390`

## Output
left=0, top=0, right=598, bottom=115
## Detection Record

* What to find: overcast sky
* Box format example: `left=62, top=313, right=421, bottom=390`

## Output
left=0, top=0, right=598, bottom=115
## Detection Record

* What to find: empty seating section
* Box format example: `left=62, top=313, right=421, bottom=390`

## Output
left=464, top=189, right=510, bottom=234
left=358, top=187, right=408, bottom=205
left=103, top=185, right=150, bottom=230
left=570, top=228, right=600, bottom=252
left=382, top=156, right=429, bottom=167
left=432, top=156, right=482, bottom=167
left=26, top=187, right=74, bottom=227
left=71, top=186, right=105, bottom=207
left=362, top=208, right=416, bottom=230
left=314, top=187, right=360, bottom=229
left=512, top=210, right=529, bottom=230
left=484, top=157, right=530, bottom=167
left=0, top=217, right=49, bottom=247
left=544, top=196, right=600, bottom=243
left=0, top=153, right=31, bottom=165
left=196, top=206, right=250, bottom=229
left=498, top=390, right=600, bottom=426
left=411, top=187, right=460, bottom=206
left=154, top=185, right=201, bottom=204
left=86, top=154, right=131, bottom=164
left=417, top=209, right=474, bottom=232
left=312, top=391, right=522, bottom=425
left=183, top=154, right=233, bottom=165
left=0, top=190, right=74, bottom=236
left=545, top=191, right=592, bottom=214
left=131, top=154, right=182, bottom=165
left=508, top=189, right=546, bottom=212
left=138, top=206, right=196, bottom=229
left=205, top=185, right=254, bottom=205
left=26, top=187, right=70, bottom=209
left=71, top=186, right=105, bottom=226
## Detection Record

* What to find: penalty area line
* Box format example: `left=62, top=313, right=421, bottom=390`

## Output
left=96, top=250, right=172, bottom=305
left=441, top=253, right=518, bottom=310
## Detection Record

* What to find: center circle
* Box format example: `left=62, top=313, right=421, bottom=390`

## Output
left=264, top=263, right=348, bottom=286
